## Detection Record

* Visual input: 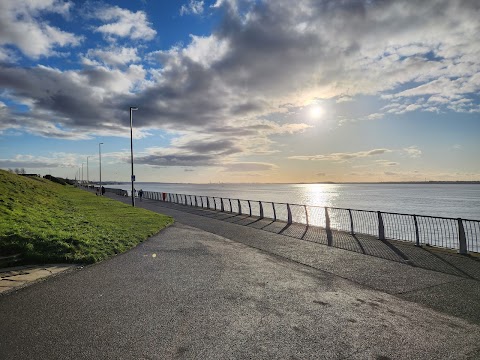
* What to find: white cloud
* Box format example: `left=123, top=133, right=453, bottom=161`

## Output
left=403, top=146, right=422, bottom=158
left=182, top=35, right=230, bottom=67
left=289, top=149, right=392, bottom=162
left=180, top=1, right=204, bottom=16
left=83, top=47, right=140, bottom=67
left=0, top=0, right=81, bottom=59
left=94, top=6, right=156, bottom=41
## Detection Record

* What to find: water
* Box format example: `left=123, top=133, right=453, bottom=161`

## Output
left=107, top=183, right=480, bottom=220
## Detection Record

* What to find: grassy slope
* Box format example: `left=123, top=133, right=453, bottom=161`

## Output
left=0, top=170, right=173, bottom=264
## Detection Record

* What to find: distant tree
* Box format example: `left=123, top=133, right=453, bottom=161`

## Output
left=20, top=168, right=26, bottom=174
left=14, top=168, right=20, bottom=174
left=8, top=168, right=13, bottom=173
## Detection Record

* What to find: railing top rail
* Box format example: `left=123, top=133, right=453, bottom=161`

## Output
left=160, top=191, right=480, bottom=223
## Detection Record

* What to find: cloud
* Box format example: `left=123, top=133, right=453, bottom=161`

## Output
left=222, top=162, right=277, bottom=172
left=403, top=146, right=422, bottom=158
left=0, top=153, right=80, bottom=169
left=1, top=0, right=479, bottom=168
left=375, top=160, right=399, bottom=167
left=83, top=47, right=140, bottom=67
left=289, top=149, right=392, bottom=162
left=134, top=136, right=244, bottom=168
left=0, top=0, right=81, bottom=59
left=180, top=1, right=205, bottom=16
left=94, top=6, right=157, bottom=41
left=134, top=153, right=216, bottom=167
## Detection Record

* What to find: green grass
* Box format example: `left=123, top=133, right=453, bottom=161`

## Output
left=0, top=170, right=173, bottom=264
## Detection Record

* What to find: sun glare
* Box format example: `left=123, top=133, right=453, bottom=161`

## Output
left=309, top=105, right=324, bottom=119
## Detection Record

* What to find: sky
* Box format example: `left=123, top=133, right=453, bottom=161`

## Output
left=0, top=0, right=479, bottom=183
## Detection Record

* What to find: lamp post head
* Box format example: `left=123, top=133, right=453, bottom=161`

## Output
left=130, top=107, right=138, bottom=111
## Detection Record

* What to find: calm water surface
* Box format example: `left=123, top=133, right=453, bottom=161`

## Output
left=107, top=183, right=480, bottom=220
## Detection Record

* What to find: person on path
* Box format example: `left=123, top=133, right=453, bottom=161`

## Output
left=139, top=189, right=143, bottom=201
left=101, top=186, right=105, bottom=196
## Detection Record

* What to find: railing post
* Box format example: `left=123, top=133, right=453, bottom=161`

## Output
left=304, top=205, right=309, bottom=226
left=325, top=207, right=332, bottom=246
left=259, top=201, right=264, bottom=219
left=206, top=197, right=210, bottom=209
left=228, top=198, right=232, bottom=212
left=248, top=200, right=252, bottom=216
left=458, top=218, right=468, bottom=255
left=287, top=204, right=292, bottom=225
left=413, top=215, right=420, bottom=247
left=325, top=207, right=330, bottom=231
left=175, top=194, right=179, bottom=203
left=348, top=209, right=355, bottom=235
left=378, top=211, right=385, bottom=240
left=221, top=198, right=224, bottom=212
left=213, top=197, right=216, bottom=210
left=272, top=202, right=276, bottom=221
left=238, top=199, right=242, bottom=215
left=200, top=196, right=204, bottom=208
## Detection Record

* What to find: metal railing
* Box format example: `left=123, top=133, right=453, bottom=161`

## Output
left=135, top=190, right=479, bottom=254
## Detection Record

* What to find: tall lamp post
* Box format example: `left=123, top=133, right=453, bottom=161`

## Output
left=81, top=163, right=84, bottom=185
left=130, top=106, right=138, bottom=207
left=86, top=156, right=90, bottom=185
left=99, top=142, right=104, bottom=194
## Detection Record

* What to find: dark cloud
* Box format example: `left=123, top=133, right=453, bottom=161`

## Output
left=135, top=153, right=217, bottom=167
left=177, top=139, right=242, bottom=155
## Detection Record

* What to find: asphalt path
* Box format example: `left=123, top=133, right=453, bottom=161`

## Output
left=1, top=204, right=480, bottom=358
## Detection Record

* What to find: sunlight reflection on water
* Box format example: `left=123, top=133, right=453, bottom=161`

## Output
left=108, top=182, right=480, bottom=220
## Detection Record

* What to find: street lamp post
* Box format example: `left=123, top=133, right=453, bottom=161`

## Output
left=86, top=156, right=90, bottom=185
left=130, top=106, right=138, bottom=207
left=81, top=163, right=84, bottom=185
left=99, top=142, right=104, bottom=194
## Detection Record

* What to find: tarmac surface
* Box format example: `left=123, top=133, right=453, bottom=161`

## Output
left=0, top=194, right=479, bottom=359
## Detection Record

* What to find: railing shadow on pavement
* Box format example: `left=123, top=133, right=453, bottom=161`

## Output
left=146, top=199, right=480, bottom=281
left=94, top=187, right=480, bottom=282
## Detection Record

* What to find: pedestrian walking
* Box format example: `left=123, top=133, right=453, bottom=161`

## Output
left=139, top=189, right=143, bottom=201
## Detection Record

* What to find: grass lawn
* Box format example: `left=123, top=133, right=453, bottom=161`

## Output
left=0, top=170, right=173, bottom=264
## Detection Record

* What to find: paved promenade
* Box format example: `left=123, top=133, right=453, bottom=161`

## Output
left=0, top=193, right=479, bottom=359
left=119, top=195, right=480, bottom=324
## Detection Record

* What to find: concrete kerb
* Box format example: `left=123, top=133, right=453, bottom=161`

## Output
left=0, top=264, right=79, bottom=295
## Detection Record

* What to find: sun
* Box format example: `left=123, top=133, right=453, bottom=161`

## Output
left=308, top=105, right=324, bottom=119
